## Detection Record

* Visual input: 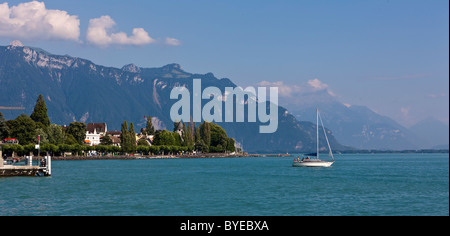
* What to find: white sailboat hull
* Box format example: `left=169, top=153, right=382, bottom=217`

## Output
left=292, top=109, right=335, bottom=168
left=292, top=160, right=334, bottom=167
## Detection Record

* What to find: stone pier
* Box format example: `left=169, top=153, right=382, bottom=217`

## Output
left=0, top=152, right=51, bottom=177
left=0, top=165, right=40, bottom=177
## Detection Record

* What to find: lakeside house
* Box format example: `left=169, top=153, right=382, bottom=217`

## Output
left=84, top=122, right=154, bottom=147
left=85, top=123, right=107, bottom=146
left=137, top=133, right=154, bottom=146
left=106, top=131, right=122, bottom=147
left=2, top=138, right=19, bottom=145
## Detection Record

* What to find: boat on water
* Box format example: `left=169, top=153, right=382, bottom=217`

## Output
left=292, top=157, right=334, bottom=167
left=293, top=109, right=335, bottom=167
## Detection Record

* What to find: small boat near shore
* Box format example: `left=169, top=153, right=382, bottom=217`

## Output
left=293, top=109, right=335, bottom=168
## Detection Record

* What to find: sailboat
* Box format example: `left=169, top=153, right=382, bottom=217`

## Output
left=293, top=109, right=335, bottom=167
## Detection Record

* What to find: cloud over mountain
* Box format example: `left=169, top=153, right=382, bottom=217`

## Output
left=86, top=15, right=155, bottom=47
left=257, top=78, right=336, bottom=100
left=0, top=1, right=80, bottom=41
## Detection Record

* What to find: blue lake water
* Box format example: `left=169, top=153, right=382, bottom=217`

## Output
left=1, top=153, right=448, bottom=216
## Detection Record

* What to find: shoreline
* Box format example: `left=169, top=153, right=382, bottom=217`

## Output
left=47, top=153, right=294, bottom=161
left=6, top=149, right=447, bottom=162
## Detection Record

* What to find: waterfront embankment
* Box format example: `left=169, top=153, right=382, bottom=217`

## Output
left=47, top=153, right=293, bottom=161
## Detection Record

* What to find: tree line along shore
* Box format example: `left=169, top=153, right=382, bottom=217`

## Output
left=1, top=94, right=239, bottom=159
left=11, top=152, right=286, bottom=161
left=3, top=95, right=446, bottom=159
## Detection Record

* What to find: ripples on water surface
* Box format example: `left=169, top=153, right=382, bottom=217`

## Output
left=1, top=153, right=448, bottom=216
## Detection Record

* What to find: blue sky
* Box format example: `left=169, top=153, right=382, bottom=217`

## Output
left=1, top=0, right=448, bottom=127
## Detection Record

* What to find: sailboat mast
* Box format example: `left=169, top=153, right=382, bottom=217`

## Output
left=316, top=108, right=319, bottom=160
left=319, top=110, right=335, bottom=162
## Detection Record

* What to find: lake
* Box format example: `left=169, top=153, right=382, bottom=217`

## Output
left=0, top=153, right=448, bottom=216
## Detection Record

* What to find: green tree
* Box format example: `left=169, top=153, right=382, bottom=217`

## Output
left=149, top=145, right=159, bottom=155
left=70, top=144, right=84, bottom=156
left=30, top=94, right=51, bottom=129
left=35, top=128, right=49, bottom=144
left=226, top=137, right=236, bottom=153
left=4, top=144, right=23, bottom=157
left=6, top=114, right=37, bottom=145
left=173, top=121, right=180, bottom=132
left=137, top=138, right=150, bottom=146
left=0, top=112, right=9, bottom=140
left=120, top=121, right=130, bottom=153
left=23, top=144, right=35, bottom=156
left=188, top=117, right=194, bottom=146
left=64, top=133, right=78, bottom=145
left=210, top=123, right=227, bottom=149
left=129, top=122, right=137, bottom=153
left=41, top=143, right=58, bottom=156
left=195, top=139, right=209, bottom=153
left=120, top=121, right=128, bottom=146
left=47, top=124, right=64, bottom=145
left=100, top=134, right=113, bottom=145
left=137, top=145, right=150, bottom=155
left=58, top=144, right=71, bottom=155
left=120, top=121, right=137, bottom=153
left=146, top=116, right=155, bottom=135
left=209, top=123, right=235, bottom=153
left=94, top=145, right=108, bottom=155
left=200, top=121, right=211, bottom=147
left=194, top=122, right=201, bottom=144
left=184, top=120, right=194, bottom=147
left=66, top=122, right=86, bottom=145
left=153, top=130, right=175, bottom=146
left=173, top=131, right=182, bottom=146
left=110, top=146, right=121, bottom=155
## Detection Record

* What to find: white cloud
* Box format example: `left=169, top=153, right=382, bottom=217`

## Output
left=257, top=78, right=335, bottom=98
left=400, top=106, right=410, bottom=116
left=86, top=15, right=155, bottom=47
left=0, top=1, right=179, bottom=48
left=257, top=81, right=298, bottom=98
left=427, top=93, right=448, bottom=99
left=165, top=37, right=181, bottom=46
left=307, top=78, right=329, bottom=90
left=0, top=1, right=80, bottom=41
left=399, top=106, right=416, bottom=126
left=255, top=79, right=340, bottom=109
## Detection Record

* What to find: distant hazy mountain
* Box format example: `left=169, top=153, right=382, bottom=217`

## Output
left=409, top=118, right=449, bottom=149
left=0, top=43, right=348, bottom=152
left=285, top=91, right=422, bottom=150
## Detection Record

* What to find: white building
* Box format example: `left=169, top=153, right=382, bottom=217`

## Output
left=85, top=123, right=107, bottom=146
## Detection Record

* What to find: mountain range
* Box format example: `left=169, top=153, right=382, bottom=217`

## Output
left=0, top=43, right=348, bottom=153
left=283, top=85, right=449, bottom=150
left=280, top=86, right=449, bottom=150
left=409, top=118, right=449, bottom=149
left=1, top=43, right=447, bottom=151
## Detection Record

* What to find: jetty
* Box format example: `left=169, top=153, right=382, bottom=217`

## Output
left=0, top=156, right=52, bottom=177
left=0, top=143, right=51, bottom=177
left=0, top=155, right=51, bottom=177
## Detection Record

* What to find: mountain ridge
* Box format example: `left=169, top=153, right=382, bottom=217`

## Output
left=409, top=117, right=449, bottom=149
left=0, top=44, right=349, bottom=152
